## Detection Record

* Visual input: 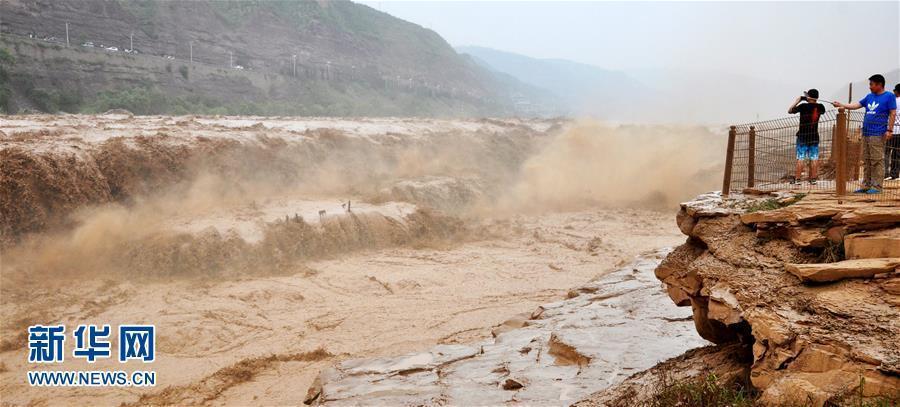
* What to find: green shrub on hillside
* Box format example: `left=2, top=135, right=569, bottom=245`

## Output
left=82, top=86, right=262, bottom=115
left=84, top=86, right=168, bottom=114
left=0, top=48, right=14, bottom=113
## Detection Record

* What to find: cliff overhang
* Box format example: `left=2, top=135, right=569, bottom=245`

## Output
left=656, top=191, right=900, bottom=405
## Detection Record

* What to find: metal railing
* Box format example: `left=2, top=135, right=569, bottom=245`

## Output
left=722, top=109, right=899, bottom=203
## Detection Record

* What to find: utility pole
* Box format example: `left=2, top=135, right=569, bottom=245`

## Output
left=229, top=50, right=233, bottom=68
left=130, top=31, right=133, bottom=51
left=189, top=41, right=193, bottom=63
left=292, top=54, right=297, bottom=77
left=65, top=21, right=69, bottom=47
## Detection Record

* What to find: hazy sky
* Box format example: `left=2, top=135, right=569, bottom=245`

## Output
left=360, top=1, right=899, bottom=88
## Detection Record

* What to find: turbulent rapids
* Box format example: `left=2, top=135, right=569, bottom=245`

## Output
left=0, top=114, right=725, bottom=405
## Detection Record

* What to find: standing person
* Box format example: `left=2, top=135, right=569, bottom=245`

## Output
left=788, top=89, right=826, bottom=184
left=885, top=83, right=900, bottom=181
left=833, top=74, right=897, bottom=193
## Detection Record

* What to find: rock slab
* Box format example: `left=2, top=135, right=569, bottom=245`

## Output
left=785, top=258, right=900, bottom=283
left=307, top=251, right=709, bottom=406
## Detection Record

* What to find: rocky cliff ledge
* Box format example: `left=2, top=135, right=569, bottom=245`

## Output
left=655, top=191, right=899, bottom=405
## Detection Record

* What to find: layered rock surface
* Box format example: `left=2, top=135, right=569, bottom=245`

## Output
left=306, top=251, right=709, bottom=405
left=657, top=191, right=900, bottom=405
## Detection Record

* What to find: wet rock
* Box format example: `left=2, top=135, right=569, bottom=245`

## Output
left=491, top=312, right=530, bottom=338
left=501, top=377, right=525, bottom=390
left=309, top=251, right=708, bottom=405
left=547, top=332, right=592, bottom=367
left=307, top=344, right=479, bottom=405
left=785, top=258, right=900, bottom=283
left=340, top=344, right=479, bottom=376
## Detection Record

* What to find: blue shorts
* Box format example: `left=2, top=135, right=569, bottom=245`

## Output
left=796, top=144, right=819, bottom=160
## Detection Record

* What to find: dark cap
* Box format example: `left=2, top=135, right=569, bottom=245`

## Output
left=806, top=89, right=819, bottom=99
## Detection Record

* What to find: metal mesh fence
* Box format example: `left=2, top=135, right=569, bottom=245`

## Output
left=724, top=109, right=899, bottom=203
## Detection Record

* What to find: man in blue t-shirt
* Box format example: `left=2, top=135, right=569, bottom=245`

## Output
left=885, top=83, right=900, bottom=180
left=833, top=74, right=897, bottom=193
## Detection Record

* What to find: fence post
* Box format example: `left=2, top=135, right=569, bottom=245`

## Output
left=747, top=126, right=756, bottom=188
left=723, top=126, right=736, bottom=197
left=835, top=109, right=848, bottom=196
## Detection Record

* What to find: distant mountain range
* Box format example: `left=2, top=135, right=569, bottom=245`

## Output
left=458, top=46, right=799, bottom=124
left=457, top=46, right=899, bottom=124
left=457, top=46, right=644, bottom=120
